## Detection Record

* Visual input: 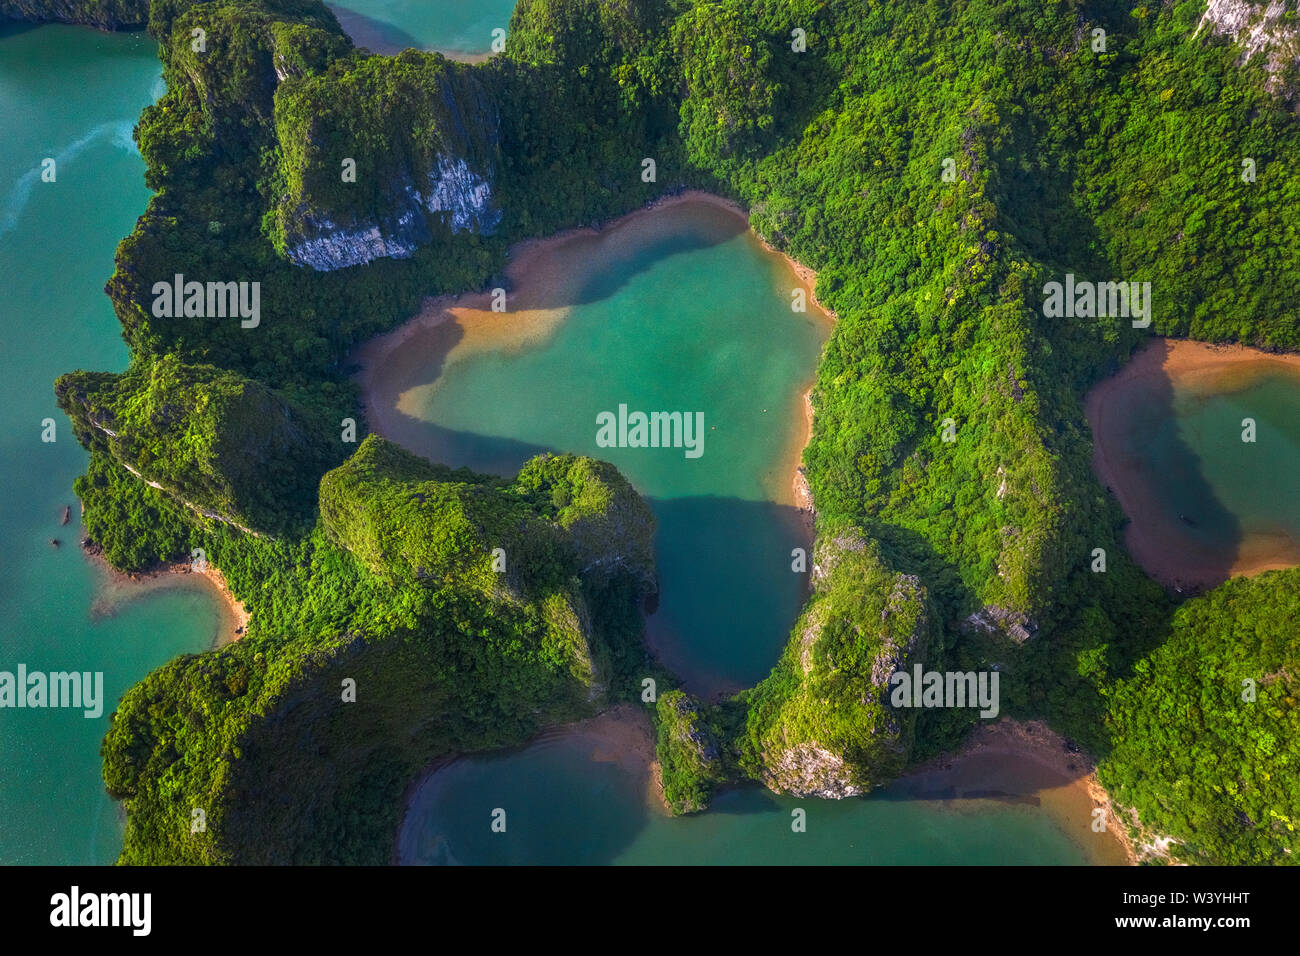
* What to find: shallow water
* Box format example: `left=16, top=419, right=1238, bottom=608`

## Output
left=328, top=0, right=518, bottom=56
left=0, top=23, right=224, bottom=864
left=1091, top=342, right=1300, bottom=587
left=366, top=199, right=829, bottom=696
left=1168, top=371, right=1300, bottom=561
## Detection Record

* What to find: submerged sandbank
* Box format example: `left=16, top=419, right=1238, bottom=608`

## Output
left=899, top=719, right=1134, bottom=865
left=396, top=708, right=1130, bottom=865
left=373, top=193, right=1130, bottom=864
left=1086, top=337, right=1300, bottom=590
left=353, top=190, right=832, bottom=696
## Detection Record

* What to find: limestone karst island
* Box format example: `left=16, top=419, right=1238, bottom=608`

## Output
left=1, top=0, right=1296, bottom=895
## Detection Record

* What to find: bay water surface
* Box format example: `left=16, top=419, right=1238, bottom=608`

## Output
left=1, top=10, right=1162, bottom=868
left=1087, top=339, right=1300, bottom=589
left=328, top=0, right=518, bottom=57
left=0, top=22, right=226, bottom=864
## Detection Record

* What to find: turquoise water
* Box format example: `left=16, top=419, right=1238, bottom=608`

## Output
left=378, top=202, right=1112, bottom=865
left=0, top=14, right=1121, bottom=869
left=0, top=23, right=224, bottom=865
left=1106, top=354, right=1300, bottom=583
left=328, top=0, right=518, bottom=55
left=397, top=731, right=1099, bottom=865
left=384, top=202, right=826, bottom=695
left=1167, top=372, right=1300, bottom=552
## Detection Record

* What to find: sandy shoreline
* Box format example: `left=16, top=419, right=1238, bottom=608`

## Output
left=353, top=188, right=834, bottom=514
left=526, top=704, right=664, bottom=812
left=1086, top=337, right=1300, bottom=590
left=84, top=546, right=249, bottom=646
left=902, top=719, right=1136, bottom=865
left=395, top=706, right=1134, bottom=864
left=793, top=388, right=817, bottom=521
left=353, top=190, right=832, bottom=697
left=356, top=190, right=1143, bottom=864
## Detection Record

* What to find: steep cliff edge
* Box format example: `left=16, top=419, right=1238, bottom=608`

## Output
left=651, top=530, right=943, bottom=815
left=56, top=355, right=338, bottom=537
left=1196, top=0, right=1300, bottom=95
left=271, top=52, right=502, bottom=270
left=734, top=531, right=940, bottom=799
left=656, top=690, right=725, bottom=814
left=0, top=0, right=146, bottom=29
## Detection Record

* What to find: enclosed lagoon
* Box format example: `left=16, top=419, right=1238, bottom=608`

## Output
left=360, top=194, right=1130, bottom=866
left=1087, top=338, right=1300, bottom=590
left=358, top=195, right=830, bottom=696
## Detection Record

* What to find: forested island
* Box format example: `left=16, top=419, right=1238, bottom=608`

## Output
left=8, top=0, right=1298, bottom=864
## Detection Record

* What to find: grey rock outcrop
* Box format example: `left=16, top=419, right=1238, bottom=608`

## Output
left=284, top=158, right=501, bottom=271
left=1196, top=0, right=1300, bottom=95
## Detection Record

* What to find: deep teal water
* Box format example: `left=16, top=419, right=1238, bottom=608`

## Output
left=394, top=202, right=825, bottom=694
left=0, top=23, right=223, bottom=864
left=1162, top=373, right=1300, bottom=555
left=0, top=9, right=1141, bottom=868
left=397, top=729, right=1102, bottom=865
left=1104, top=351, right=1300, bottom=585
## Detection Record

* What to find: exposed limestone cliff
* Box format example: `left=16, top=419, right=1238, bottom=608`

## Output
left=963, top=604, right=1037, bottom=644
left=1196, top=0, right=1300, bottom=95
left=765, top=742, right=863, bottom=799
left=272, top=52, right=503, bottom=271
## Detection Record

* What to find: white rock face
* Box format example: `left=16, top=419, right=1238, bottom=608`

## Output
left=285, top=217, right=423, bottom=271
left=1196, top=0, right=1300, bottom=94
left=764, top=743, right=864, bottom=799
left=420, top=156, right=500, bottom=234
left=285, top=154, right=500, bottom=272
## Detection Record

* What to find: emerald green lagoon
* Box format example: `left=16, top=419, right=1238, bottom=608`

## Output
left=362, top=198, right=828, bottom=695
left=327, top=0, right=518, bottom=57
left=0, top=23, right=224, bottom=864
left=1161, top=372, right=1300, bottom=563
left=1088, top=340, right=1300, bottom=589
